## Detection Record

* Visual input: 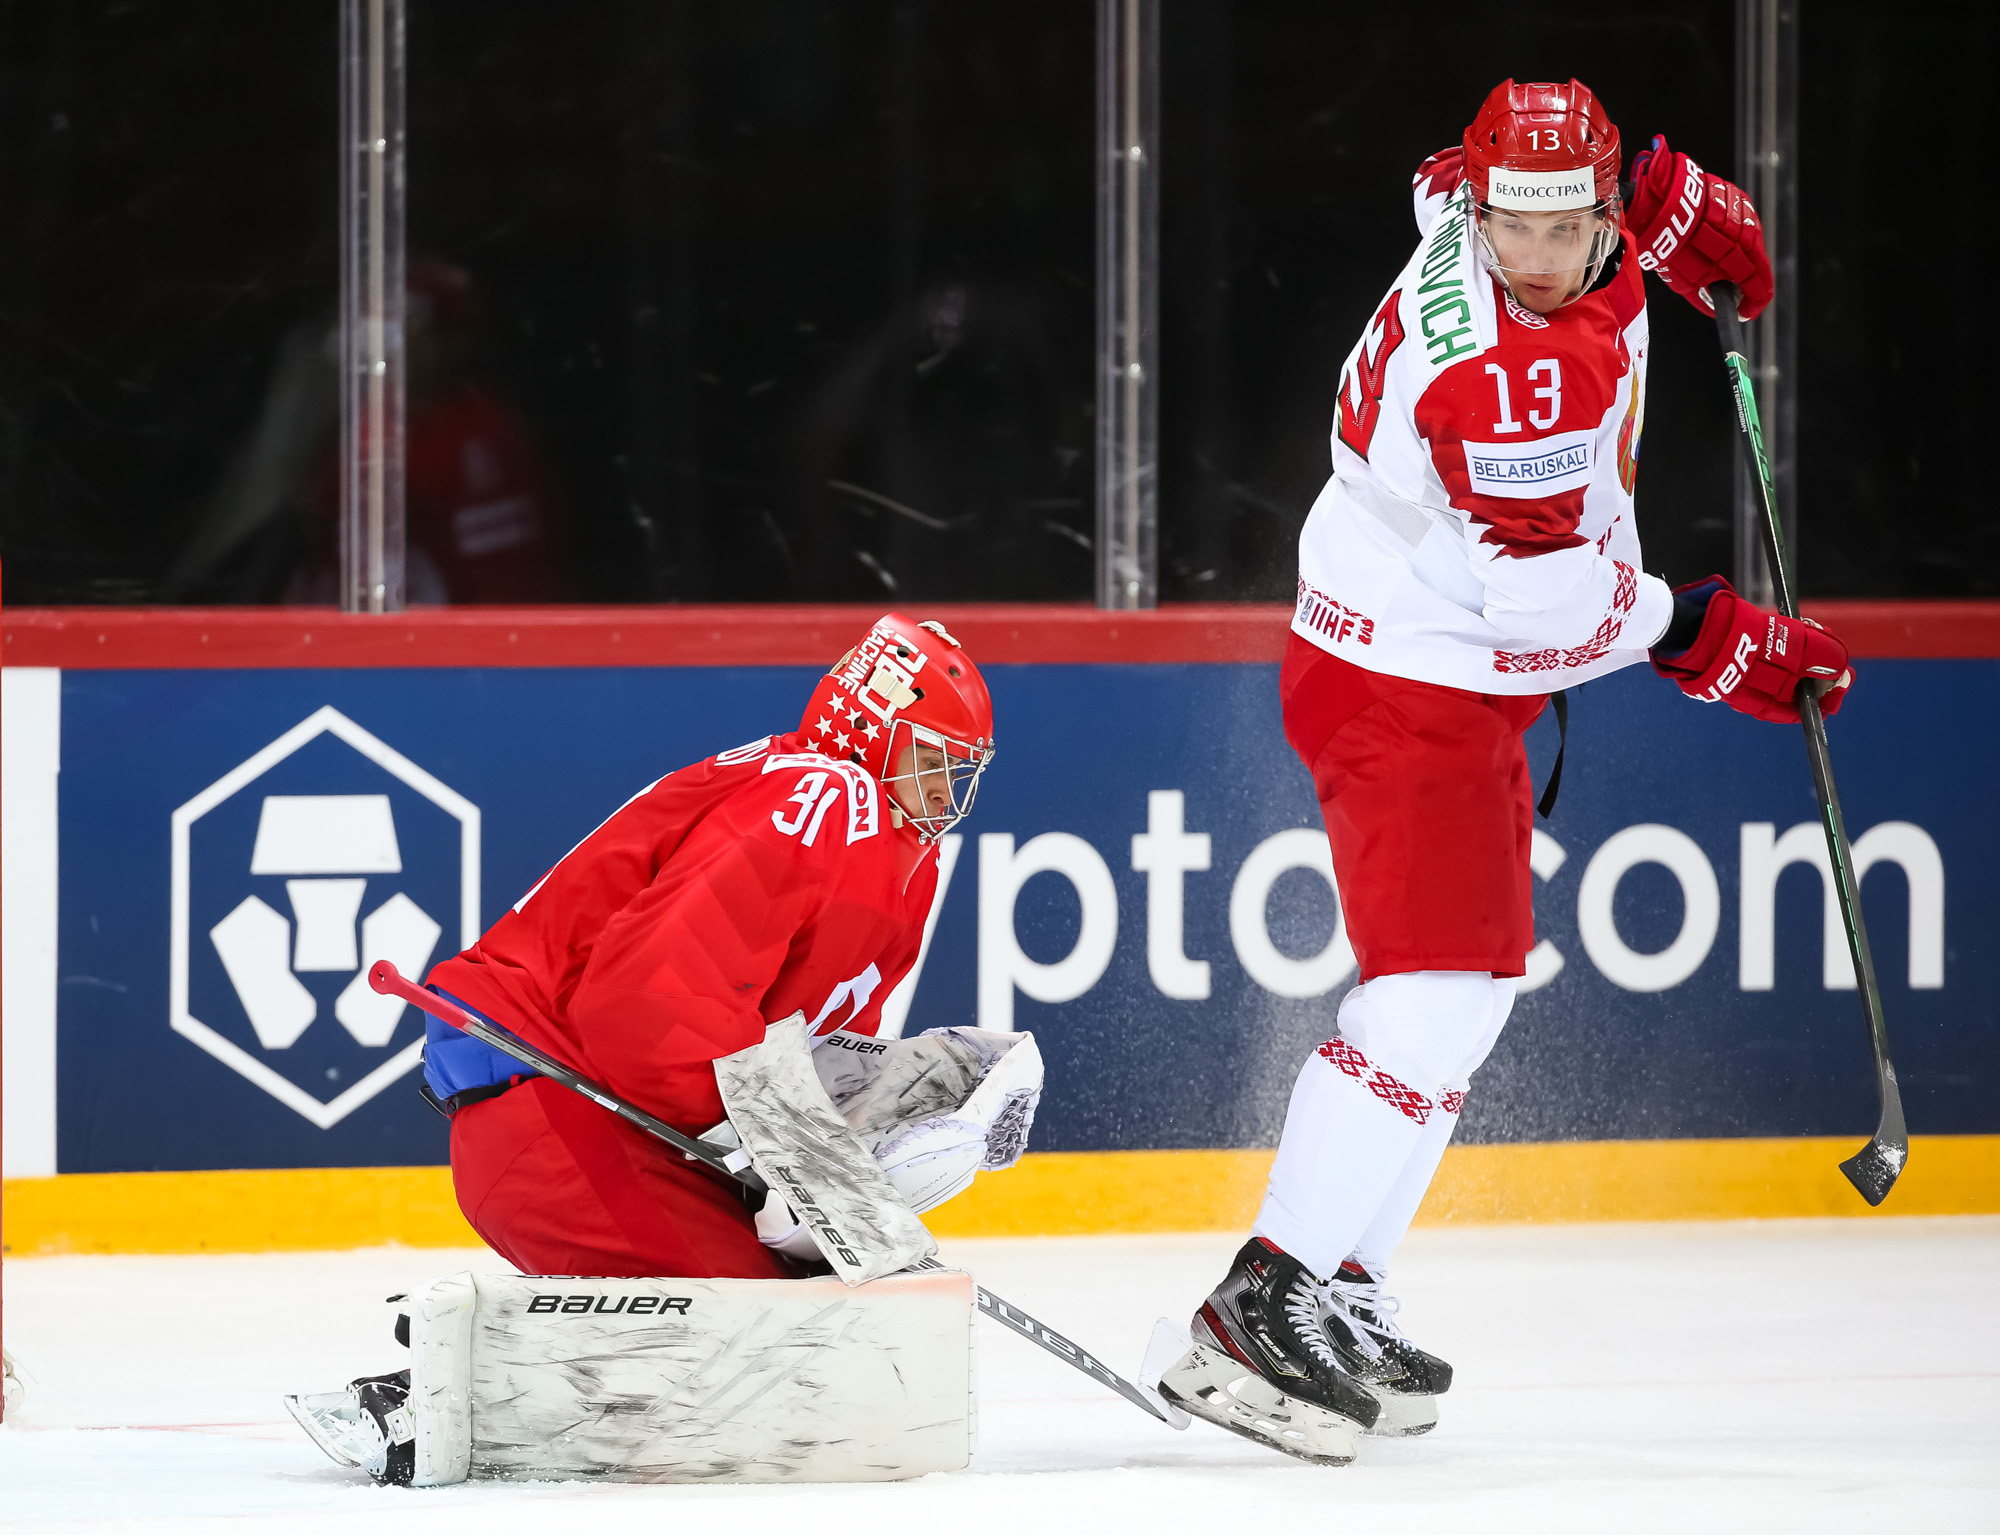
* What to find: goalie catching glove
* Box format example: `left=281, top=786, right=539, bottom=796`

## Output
left=752, top=1026, right=1043, bottom=1262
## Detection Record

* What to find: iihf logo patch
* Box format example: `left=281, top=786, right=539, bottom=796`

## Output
left=169, top=706, right=480, bottom=1127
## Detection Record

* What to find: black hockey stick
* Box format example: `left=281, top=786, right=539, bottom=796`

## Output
left=1712, top=286, right=1908, bottom=1205
left=369, top=962, right=1188, bottom=1428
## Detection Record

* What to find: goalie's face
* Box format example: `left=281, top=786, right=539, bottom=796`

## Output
left=1478, top=203, right=1617, bottom=313
left=882, top=721, right=991, bottom=841
left=889, top=742, right=952, bottom=824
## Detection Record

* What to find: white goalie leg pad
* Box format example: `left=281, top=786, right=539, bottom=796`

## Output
left=401, top=1267, right=977, bottom=1486
left=408, top=1273, right=476, bottom=1486
left=714, top=1013, right=938, bottom=1285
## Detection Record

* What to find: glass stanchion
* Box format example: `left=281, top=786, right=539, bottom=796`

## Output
left=1735, top=0, right=1797, bottom=607
left=1096, top=0, right=1159, bottom=611
left=339, top=0, right=407, bottom=613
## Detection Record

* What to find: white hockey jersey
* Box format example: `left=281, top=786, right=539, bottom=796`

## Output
left=1292, top=173, right=1675, bottom=694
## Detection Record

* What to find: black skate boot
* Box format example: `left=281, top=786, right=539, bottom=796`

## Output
left=283, top=1369, right=416, bottom=1485
left=1315, top=1258, right=1453, bottom=1437
left=1155, top=1238, right=1379, bottom=1465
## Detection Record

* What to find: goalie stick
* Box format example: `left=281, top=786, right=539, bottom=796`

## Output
left=1712, top=286, right=1908, bottom=1206
left=368, top=962, right=1188, bottom=1429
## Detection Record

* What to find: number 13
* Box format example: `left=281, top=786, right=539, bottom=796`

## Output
left=1487, top=357, right=1563, bottom=433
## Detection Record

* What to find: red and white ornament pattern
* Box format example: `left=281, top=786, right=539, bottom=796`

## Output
left=1494, top=560, right=1638, bottom=675
left=1315, top=1036, right=1437, bottom=1126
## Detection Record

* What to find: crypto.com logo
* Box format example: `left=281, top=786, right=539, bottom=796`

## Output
left=169, top=706, right=479, bottom=1128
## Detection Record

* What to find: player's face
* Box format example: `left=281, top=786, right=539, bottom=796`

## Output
left=889, top=743, right=952, bottom=822
left=1481, top=206, right=1609, bottom=313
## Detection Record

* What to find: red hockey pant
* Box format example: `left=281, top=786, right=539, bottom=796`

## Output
left=1280, top=634, right=1549, bottom=981
left=449, top=1075, right=789, bottom=1279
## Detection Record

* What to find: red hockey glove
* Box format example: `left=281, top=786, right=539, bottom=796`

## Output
left=1651, top=576, right=1853, bottom=723
left=1626, top=136, right=1774, bottom=320
left=1413, top=146, right=1465, bottom=203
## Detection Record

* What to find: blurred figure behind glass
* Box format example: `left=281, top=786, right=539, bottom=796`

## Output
left=290, top=258, right=574, bottom=604
left=167, top=258, right=573, bottom=605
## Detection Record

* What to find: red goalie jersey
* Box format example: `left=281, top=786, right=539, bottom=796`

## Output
left=431, top=733, right=940, bottom=1136
left=429, top=611, right=993, bottom=1279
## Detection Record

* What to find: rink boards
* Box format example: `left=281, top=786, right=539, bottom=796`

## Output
left=3, top=604, right=1998, bottom=1247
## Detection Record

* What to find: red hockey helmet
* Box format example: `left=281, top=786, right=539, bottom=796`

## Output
left=1462, top=79, right=1623, bottom=306
left=800, top=613, right=996, bottom=840
left=1462, top=78, right=1621, bottom=211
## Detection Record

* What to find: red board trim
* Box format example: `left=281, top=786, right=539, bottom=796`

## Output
left=0, top=604, right=1290, bottom=669
left=1799, top=600, right=2000, bottom=659
left=3, top=599, right=1996, bottom=670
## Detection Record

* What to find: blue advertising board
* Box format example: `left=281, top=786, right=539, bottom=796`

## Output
left=52, top=658, right=1999, bottom=1173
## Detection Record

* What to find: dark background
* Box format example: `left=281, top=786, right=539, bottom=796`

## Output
left=3, top=1, right=1991, bottom=605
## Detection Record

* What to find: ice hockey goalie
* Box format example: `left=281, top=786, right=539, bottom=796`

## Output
left=287, top=613, right=1044, bottom=1486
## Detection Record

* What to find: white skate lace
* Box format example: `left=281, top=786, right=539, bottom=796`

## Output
left=1283, top=1278, right=1348, bottom=1371
left=1319, top=1273, right=1409, bottom=1359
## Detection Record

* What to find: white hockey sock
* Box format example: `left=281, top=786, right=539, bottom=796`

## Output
left=1347, top=1094, right=1461, bottom=1278
left=1252, top=1041, right=1428, bottom=1281
left=1348, top=976, right=1516, bottom=1274
left=1252, top=971, right=1515, bottom=1282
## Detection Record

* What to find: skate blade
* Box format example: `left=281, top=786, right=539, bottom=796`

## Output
left=282, top=1391, right=382, bottom=1472
left=1361, top=1386, right=1437, bottom=1437
left=1157, top=1339, right=1362, bottom=1466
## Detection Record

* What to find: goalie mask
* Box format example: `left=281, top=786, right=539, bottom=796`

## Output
left=1462, top=78, right=1623, bottom=309
left=800, top=613, right=995, bottom=841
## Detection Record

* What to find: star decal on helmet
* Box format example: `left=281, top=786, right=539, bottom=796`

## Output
left=793, top=613, right=993, bottom=841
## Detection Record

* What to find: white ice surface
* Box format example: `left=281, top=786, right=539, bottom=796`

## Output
left=3, top=1219, right=1995, bottom=1532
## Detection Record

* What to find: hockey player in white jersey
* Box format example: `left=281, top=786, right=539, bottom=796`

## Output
left=1158, top=79, right=1855, bottom=1463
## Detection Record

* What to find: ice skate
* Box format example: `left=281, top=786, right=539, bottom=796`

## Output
left=1156, top=1238, right=1378, bottom=1465
left=1313, top=1259, right=1452, bottom=1436
left=284, top=1370, right=416, bottom=1485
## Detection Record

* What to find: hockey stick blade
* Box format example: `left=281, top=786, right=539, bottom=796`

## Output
left=1839, top=1115, right=1908, bottom=1208
left=1712, top=286, right=1909, bottom=1205
left=369, top=962, right=1188, bottom=1425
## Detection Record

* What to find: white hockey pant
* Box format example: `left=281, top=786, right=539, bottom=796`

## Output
left=1253, top=970, right=1517, bottom=1282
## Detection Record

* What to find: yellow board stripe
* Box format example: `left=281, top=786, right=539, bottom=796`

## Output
left=5, top=1136, right=1998, bottom=1258
left=2, top=1165, right=482, bottom=1257
left=927, top=1134, right=2000, bottom=1236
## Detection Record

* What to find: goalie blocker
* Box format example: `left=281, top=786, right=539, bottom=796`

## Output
left=285, top=1267, right=977, bottom=1486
